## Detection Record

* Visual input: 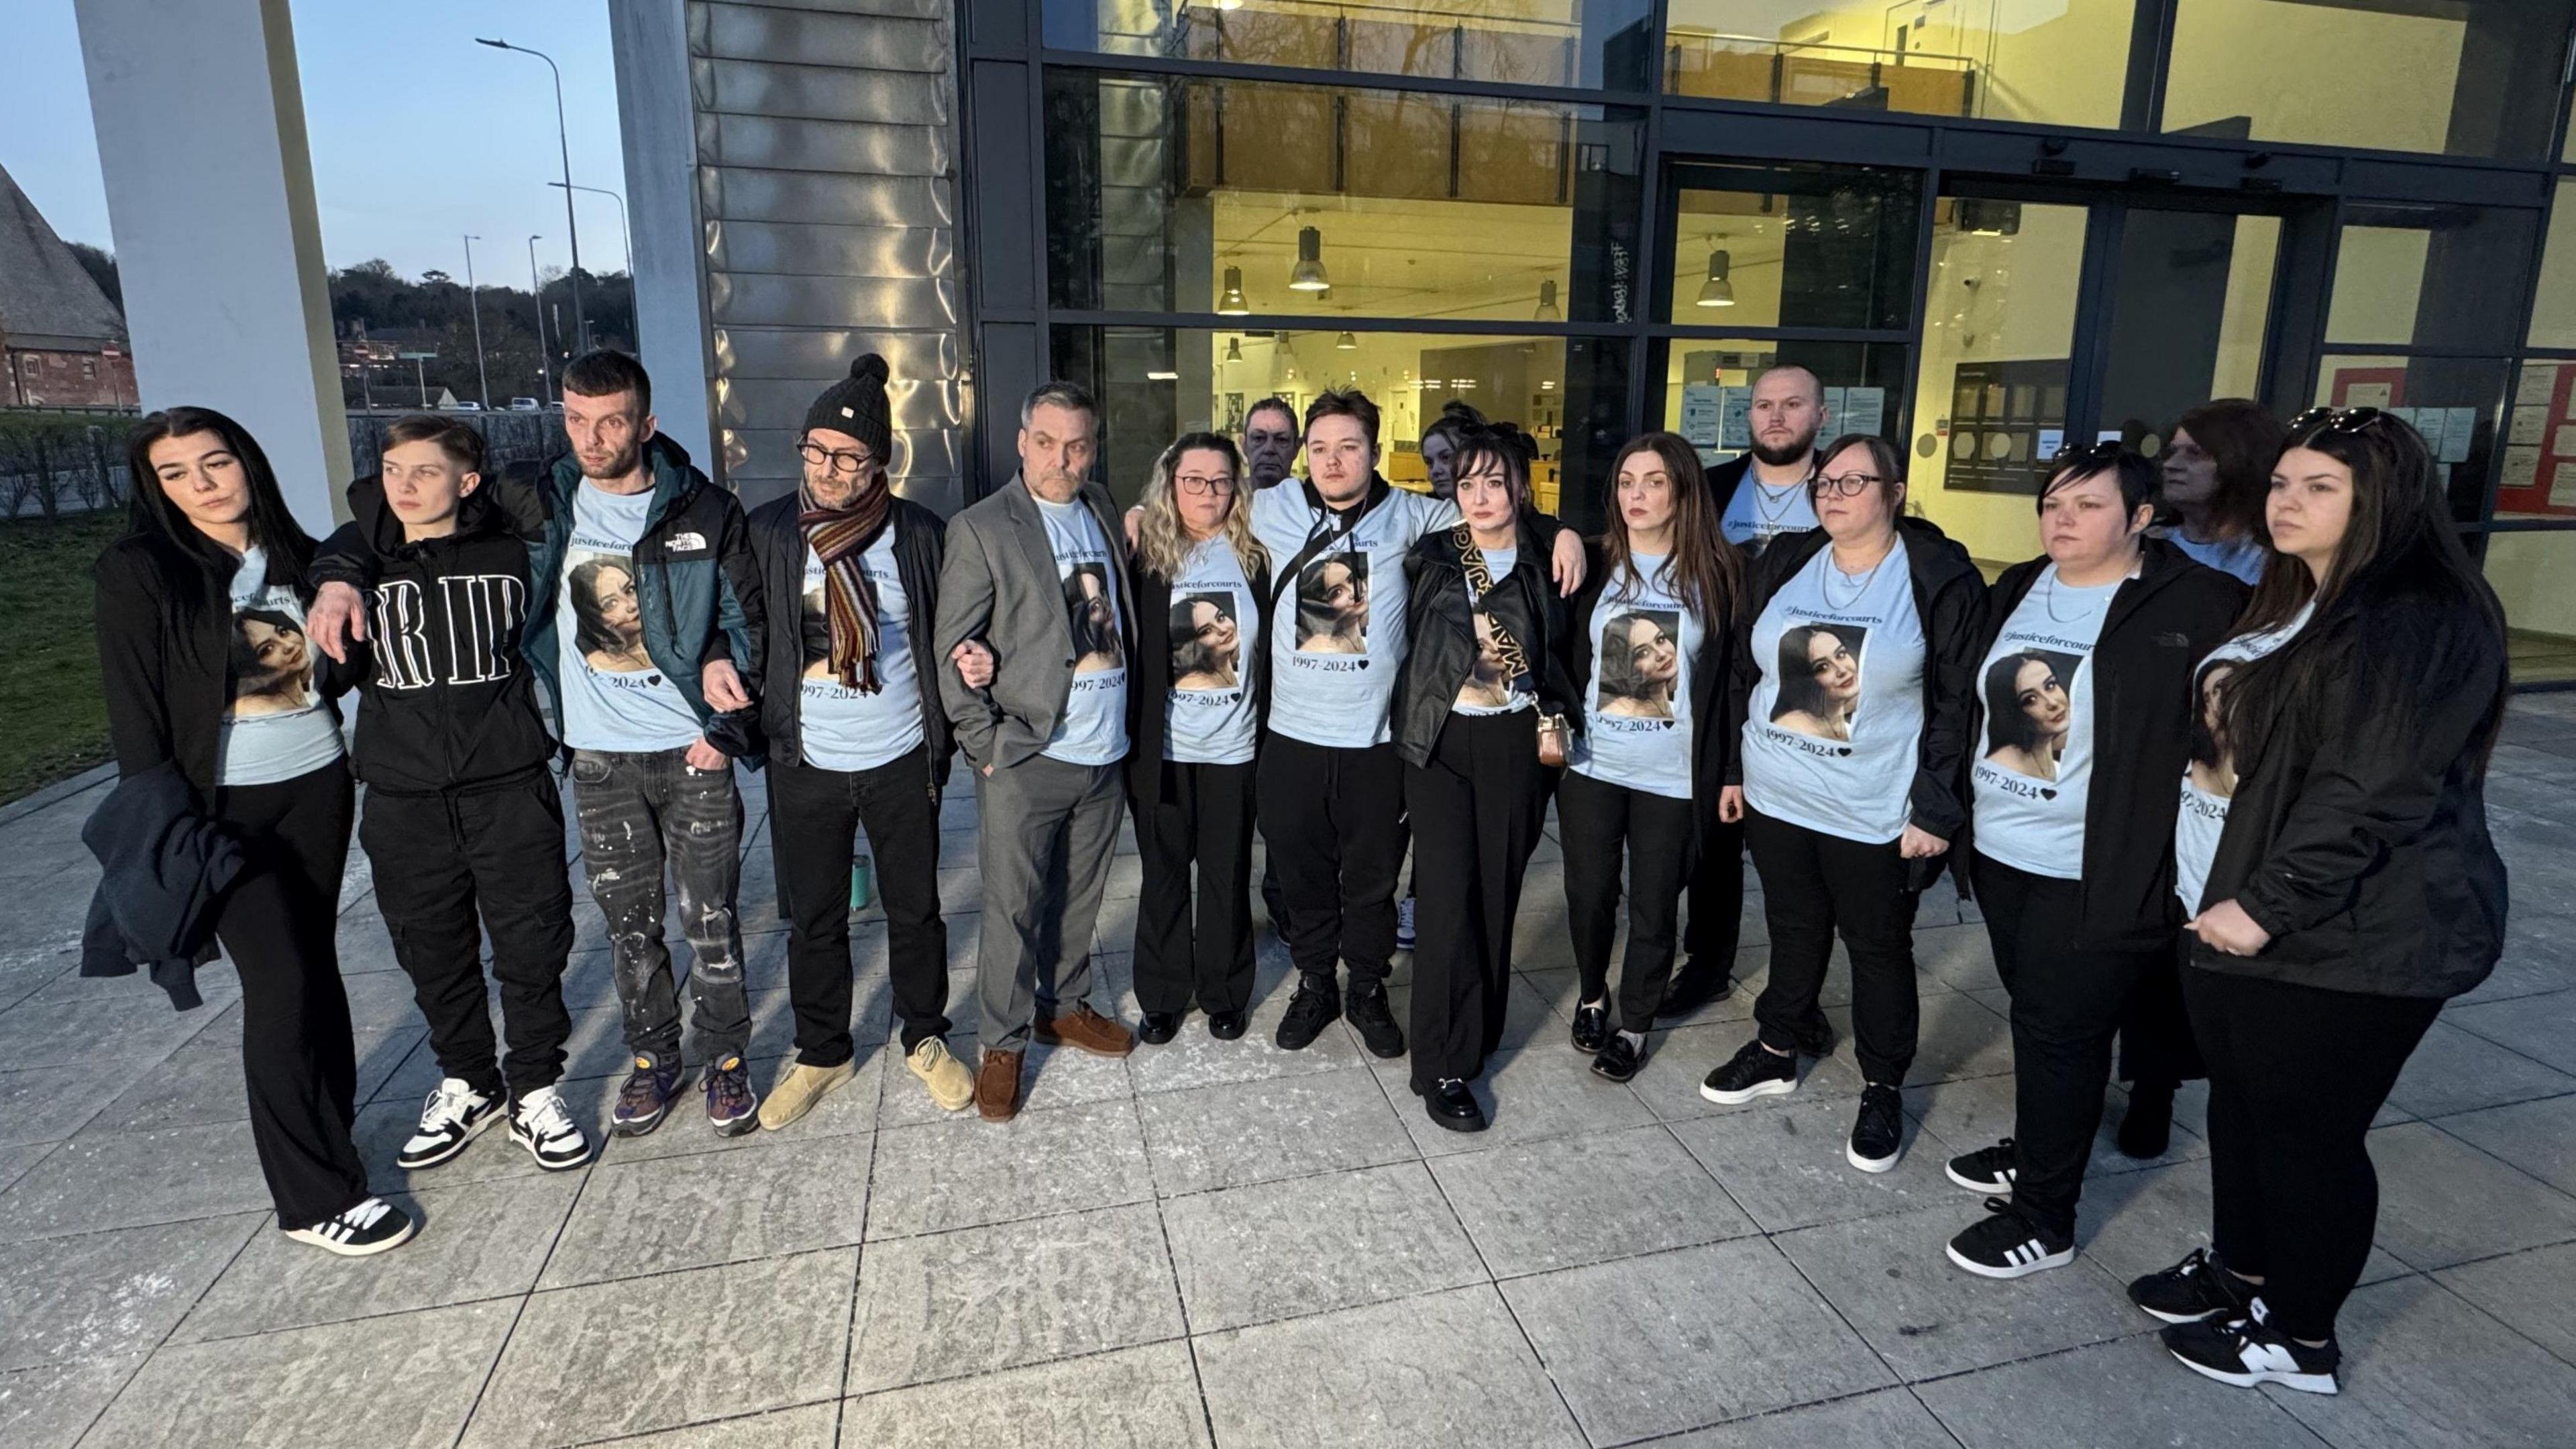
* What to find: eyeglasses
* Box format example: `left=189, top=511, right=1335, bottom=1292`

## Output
left=796, top=441, right=877, bottom=477
left=1175, top=473, right=1237, bottom=497
left=2289, top=406, right=2400, bottom=439
left=1813, top=472, right=1885, bottom=498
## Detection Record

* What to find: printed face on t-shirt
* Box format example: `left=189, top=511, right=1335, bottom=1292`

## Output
left=799, top=584, right=835, bottom=680
left=568, top=552, right=655, bottom=676
left=1981, top=649, right=2080, bottom=783
left=2190, top=658, right=2243, bottom=796
left=1063, top=564, right=1124, bottom=674
left=1456, top=610, right=1517, bottom=710
left=1770, top=623, right=1866, bottom=741
left=228, top=606, right=317, bottom=718
left=1296, top=552, right=1368, bottom=654
left=1599, top=610, right=1681, bottom=720
left=1170, top=592, right=1242, bottom=690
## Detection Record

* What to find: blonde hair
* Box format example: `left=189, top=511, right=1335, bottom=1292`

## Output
left=1136, top=433, right=1268, bottom=583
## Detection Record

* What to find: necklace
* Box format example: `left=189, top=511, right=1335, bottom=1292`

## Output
left=1750, top=474, right=1807, bottom=526
left=1819, top=537, right=1894, bottom=612
left=2041, top=566, right=2121, bottom=625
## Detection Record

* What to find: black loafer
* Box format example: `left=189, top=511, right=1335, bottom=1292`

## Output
left=1570, top=1003, right=1610, bottom=1054
left=1206, top=1010, right=1246, bottom=1040
left=1658, top=961, right=1729, bottom=1022
left=1138, top=1012, right=1181, bottom=1045
left=1591, top=1034, right=1644, bottom=1082
left=1413, top=1076, right=1488, bottom=1133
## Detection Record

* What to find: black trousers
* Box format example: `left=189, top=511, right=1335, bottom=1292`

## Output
left=1743, top=806, right=1920, bottom=1085
left=1257, top=734, right=1405, bottom=984
left=359, top=768, right=575, bottom=1100
left=211, top=759, right=370, bottom=1229
left=1682, top=810, right=1747, bottom=969
left=2186, top=967, right=2440, bottom=1342
left=1404, top=712, right=1549, bottom=1091
left=766, top=749, right=950, bottom=1065
left=1134, top=759, right=1257, bottom=1016
left=1972, top=854, right=2167, bottom=1236
left=1558, top=768, right=1697, bottom=1033
left=2118, top=938, right=2206, bottom=1085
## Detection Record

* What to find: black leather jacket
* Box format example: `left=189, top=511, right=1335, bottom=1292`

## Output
left=1392, top=515, right=1578, bottom=768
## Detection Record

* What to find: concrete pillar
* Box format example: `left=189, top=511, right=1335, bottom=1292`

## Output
left=606, top=0, right=718, bottom=472
left=73, top=0, right=350, bottom=533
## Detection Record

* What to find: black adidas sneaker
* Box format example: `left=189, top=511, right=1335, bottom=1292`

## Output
left=1945, top=1198, right=2073, bottom=1279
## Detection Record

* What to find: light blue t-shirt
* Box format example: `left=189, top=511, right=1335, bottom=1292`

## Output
left=1972, top=567, right=2121, bottom=881
left=1719, top=462, right=1819, bottom=552
left=2159, top=528, right=2267, bottom=586
left=1164, top=537, right=1261, bottom=765
left=215, top=545, right=345, bottom=787
left=1572, top=553, right=1701, bottom=801
left=797, top=525, right=923, bottom=773
left=1252, top=482, right=1456, bottom=748
left=1454, top=545, right=1535, bottom=716
left=1739, top=539, right=1926, bottom=845
left=556, top=482, right=702, bottom=753
left=1036, top=495, right=1129, bottom=767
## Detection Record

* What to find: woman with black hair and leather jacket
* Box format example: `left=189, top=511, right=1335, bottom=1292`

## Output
left=1391, top=421, right=1576, bottom=1134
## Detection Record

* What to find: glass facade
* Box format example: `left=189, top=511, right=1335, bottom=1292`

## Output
left=1662, top=0, right=2131, bottom=127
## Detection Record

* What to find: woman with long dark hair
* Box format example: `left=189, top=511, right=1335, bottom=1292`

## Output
left=93, top=407, right=411, bottom=1256
left=1393, top=421, right=1576, bottom=1131
left=2127, top=409, right=2507, bottom=1395
left=1128, top=433, right=1271, bottom=1043
left=1931, top=444, right=2246, bottom=1282
left=1698, top=433, right=1984, bottom=1176
left=1560, top=433, right=1741, bottom=1081
left=2156, top=399, right=2281, bottom=585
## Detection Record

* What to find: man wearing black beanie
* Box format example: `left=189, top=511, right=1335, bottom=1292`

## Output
left=744, top=354, right=981, bottom=1122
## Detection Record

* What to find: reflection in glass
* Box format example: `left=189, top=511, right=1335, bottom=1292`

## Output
left=2326, top=204, right=2540, bottom=354
left=2312, top=354, right=2506, bottom=524
left=1042, top=0, right=1657, bottom=93
left=1657, top=339, right=1906, bottom=472
left=2483, top=529, right=2576, bottom=684
left=2529, top=182, right=2576, bottom=350
left=1663, top=0, right=2127, bottom=127
left=2096, top=212, right=2280, bottom=461
left=1666, top=163, right=1921, bottom=329
left=2493, top=361, right=2576, bottom=525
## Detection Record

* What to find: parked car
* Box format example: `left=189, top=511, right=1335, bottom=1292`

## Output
left=508, top=397, right=544, bottom=412
left=445, top=401, right=483, bottom=412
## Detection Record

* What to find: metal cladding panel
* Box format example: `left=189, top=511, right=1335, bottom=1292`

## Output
left=690, top=0, right=969, bottom=516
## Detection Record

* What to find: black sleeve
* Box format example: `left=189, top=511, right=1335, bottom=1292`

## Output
left=492, top=461, right=551, bottom=543
left=706, top=495, right=764, bottom=689
left=1909, top=569, right=1987, bottom=841
left=93, top=549, right=177, bottom=778
left=307, top=517, right=382, bottom=592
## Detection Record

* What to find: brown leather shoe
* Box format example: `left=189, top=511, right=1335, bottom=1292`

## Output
left=1034, top=1004, right=1136, bottom=1059
left=975, top=1049, right=1022, bottom=1122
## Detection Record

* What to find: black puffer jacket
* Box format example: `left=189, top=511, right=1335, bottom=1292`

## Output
left=2192, top=576, right=2508, bottom=1000
left=1392, top=515, right=1578, bottom=767
left=1564, top=538, right=1737, bottom=833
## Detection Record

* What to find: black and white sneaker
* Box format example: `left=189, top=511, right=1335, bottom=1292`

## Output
left=1945, top=1197, right=2074, bottom=1279
left=396, top=1078, right=501, bottom=1169
left=1945, top=1137, right=2018, bottom=1194
left=2127, top=1246, right=2256, bottom=1325
left=509, top=1086, right=594, bottom=1171
left=2163, top=1299, right=2340, bottom=1395
left=1699, top=1038, right=1799, bottom=1104
left=284, top=1196, right=417, bottom=1257
left=1846, top=1083, right=1905, bottom=1173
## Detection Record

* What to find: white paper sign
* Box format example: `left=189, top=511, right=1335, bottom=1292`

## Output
left=2439, top=408, right=2477, bottom=464
left=1841, top=386, right=1886, bottom=437
left=1680, top=384, right=1724, bottom=447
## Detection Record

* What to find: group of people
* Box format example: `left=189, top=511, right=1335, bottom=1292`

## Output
left=89, top=350, right=2508, bottom=1399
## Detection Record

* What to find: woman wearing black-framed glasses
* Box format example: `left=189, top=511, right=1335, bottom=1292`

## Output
left=1697, top=433, right=1985, bottom=1177
left=2124, top=406, right=2509, bottom=1395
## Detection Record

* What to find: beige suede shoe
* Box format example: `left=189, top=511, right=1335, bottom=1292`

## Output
left=910, top=1037, right=976, bottom=1113
left=756, top=1059, right=855, bottom=1132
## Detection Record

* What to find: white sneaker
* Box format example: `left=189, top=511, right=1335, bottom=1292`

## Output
left=508, top=1086, right=594, bottom=1171
left=396, top=1078, right=500, bottom=1169
left=284, top=1196, right=417, bottom=1256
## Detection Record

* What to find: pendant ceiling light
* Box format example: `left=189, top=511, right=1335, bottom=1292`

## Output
left=1289, top=225, right=1331, bottom=292
left=1218, top=266, right=1250, bottom=316
left=1534, top=279, right=1561, bottom=323
left=1335, top=330, right=1358, bottom=350
left=1696, top=249, right=1735, bottom=308
left=1224, top=337, right=1243, bottom=362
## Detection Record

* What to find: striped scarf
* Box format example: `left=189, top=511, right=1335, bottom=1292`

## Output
left=799, top=482, right=892, bottom=692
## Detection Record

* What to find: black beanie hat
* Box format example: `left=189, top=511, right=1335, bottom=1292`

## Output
left=804, top=354, right=893, bottom=462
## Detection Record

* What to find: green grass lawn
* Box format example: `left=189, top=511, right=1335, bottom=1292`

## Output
left=0, top=511, right=127, bottom=803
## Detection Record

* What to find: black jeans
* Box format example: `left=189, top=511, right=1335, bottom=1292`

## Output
left=2186, top=967, right=2440, bottom=1343
left=766, top=750, right=950, bottom=1065
left=1134, top=759, right=1258, bottom=1016
left=360, top=768, right=575, bottom=1100
left=1972, top=854, right=2167, bottom=1236
left=2118, top=937, right=2206, bottom=1085
left=1257, top=734, right=1405, bottom=985
left=570, top=747, right=749, bottom=1064
left=1558, top=768, right=1697, bottom=1033
left=1683, top=810, right=1747, bottom=971
left=211, top=759, right=370, bottom=1229
left=1404, top=712, right=1549, bottom=1091
left=1743, top=806, right=1920, bottom=1085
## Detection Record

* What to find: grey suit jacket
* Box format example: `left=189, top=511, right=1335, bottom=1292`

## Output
left=934, top=474, right=1137, bottom=771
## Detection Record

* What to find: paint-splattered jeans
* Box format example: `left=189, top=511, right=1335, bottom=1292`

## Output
left=570, top=747, right=751, bottom=1065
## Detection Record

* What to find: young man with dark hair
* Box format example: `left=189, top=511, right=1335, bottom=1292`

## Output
left=311, top=415, right=589, bottom=1171
left=311, top=349, right=767, bottom=1138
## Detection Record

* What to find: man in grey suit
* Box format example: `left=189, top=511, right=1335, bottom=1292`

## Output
left=935, top=380, right=1139, bottom=1120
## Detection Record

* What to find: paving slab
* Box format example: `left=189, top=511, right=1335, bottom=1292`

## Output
left=1161, top=1161, right=1485, bottom=1332
left=837, top=1340, right=1212, bottom=1448
left=0, top=1214, right=258, bottom=1371
left=1912, top=1334, right=2328, bottom=1448
left=1427, top=1122, right=1758, bottom=1277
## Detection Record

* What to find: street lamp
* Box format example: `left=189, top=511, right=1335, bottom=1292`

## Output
left=527, top=235, right=553, bottom=404
left=399, top=350, right=439, bottom=409
left=547, top=182, right=631, bottom=278
left=478, top=36, right=588, bottom=353
left=463, top=234, right=491, bottom=409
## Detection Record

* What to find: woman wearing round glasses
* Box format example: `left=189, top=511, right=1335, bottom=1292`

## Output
left=1931, top=444, right=2247, bottom=1285
left=2125, top=407, right=2506, bottom=1396
left=1126, top=434, right=1272, bottom=1044
left=1697, top=433, right=1984, bottom=1177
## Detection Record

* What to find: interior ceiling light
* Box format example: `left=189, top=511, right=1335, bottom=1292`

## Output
left=1336, top=330, right=1358, bottom=350
left=1146, top=368, right=1179, bottom=381
left=1225, top=337, right=1243, bottom=362
left=1696, top=249, right=1735, bottom=308
left=1218, top=266, right=1250, bottom=316
left=1534, top=280, right=1561, bottom=323
left=1289, top=225, right=1330, bottom=292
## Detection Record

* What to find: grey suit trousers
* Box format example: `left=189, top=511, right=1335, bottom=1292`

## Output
left=975, top=753, right=1126, bottom=1051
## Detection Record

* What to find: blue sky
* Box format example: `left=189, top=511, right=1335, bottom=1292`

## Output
left=3, top=0, right=629, bottom=282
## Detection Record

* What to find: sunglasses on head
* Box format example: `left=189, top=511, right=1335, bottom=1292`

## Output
left=2049, top=438, right=2127, bottom=469
left=2289, top=406, right=2400, bottom=439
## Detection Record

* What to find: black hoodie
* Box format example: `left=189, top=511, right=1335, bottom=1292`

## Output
left=313, top=476, right=555, bottom=793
